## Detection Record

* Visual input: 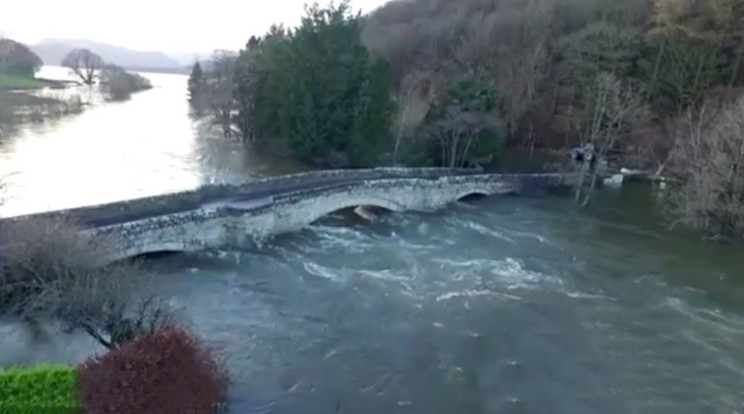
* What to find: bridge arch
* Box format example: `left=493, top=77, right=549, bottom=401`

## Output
left=300, top=195, right=406, bottom=225
left=455, top=188, right=496, bottom=202
left=109, top=241, right=198, bottom=263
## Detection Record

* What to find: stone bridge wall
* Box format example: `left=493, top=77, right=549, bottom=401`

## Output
left=3, top=167, right=480, bottom=227
left=91, top=173, right=577, bottom=263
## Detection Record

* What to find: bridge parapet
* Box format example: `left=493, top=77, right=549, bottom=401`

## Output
left=0, top=171, right=580, bottom=263
left=87, top=172, right=579, bottom=262
left=1, top=167, right=480, bottom=226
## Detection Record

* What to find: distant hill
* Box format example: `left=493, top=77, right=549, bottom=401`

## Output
left=168, top=52, right=211, bottom=67
left=184, top=59, right=216, bottom=73
left=31, top=39, right=181, bottom=70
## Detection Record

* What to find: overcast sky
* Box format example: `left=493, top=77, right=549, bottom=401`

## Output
left=0, top=0, right=389, bottom=54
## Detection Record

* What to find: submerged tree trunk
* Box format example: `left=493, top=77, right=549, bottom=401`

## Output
left=574, top=155, right=589, bottom=203
left=393, top=88, right=415, bottom=164
left=729, top=33, right=744, bottom=87
left=648, top=38, right=666, bottom=100
left=449, top=133, right=459, bottom=168
left=460, top=137, right=473, bottom=168
left=582, top=165, right=600, bottom=207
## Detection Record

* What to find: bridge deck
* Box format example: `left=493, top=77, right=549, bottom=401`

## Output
left=0, top=168, right=486, bottom=227
left=0, top=169, right=581, bottom=263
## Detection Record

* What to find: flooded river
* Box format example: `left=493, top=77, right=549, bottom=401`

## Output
left=0, top=67, right=305, bottom=217
left=1, top=69, right=743, bottom=414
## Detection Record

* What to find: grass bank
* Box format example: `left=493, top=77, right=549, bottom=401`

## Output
left=0, top=90, right=85, bottom=138
left=0, top=75, right=44, bottom=90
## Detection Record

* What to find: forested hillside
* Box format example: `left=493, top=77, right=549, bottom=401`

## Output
left=189, top=0, right=744, bottom=236
left=362, top=0, right=744, bottom=170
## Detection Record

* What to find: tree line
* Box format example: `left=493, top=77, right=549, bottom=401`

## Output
left=363, top=0, right=744, bottom=236
left=189, top=0, right=744, bottom=237
left=189, top=3, right=393, bottom=167
left=0, top=37, right=152, bottom=101
left=62, top=48, right=153, bottom=101
left=0, top=37, right=42, bottom=78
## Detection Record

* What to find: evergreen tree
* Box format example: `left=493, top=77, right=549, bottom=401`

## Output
left=236, top=1, right=393, bottom=167
left=234, top=36, right=268, bottom=142
left=0, top=38, right=43, bottom=77
left=187, top=62, right=205, bottom=104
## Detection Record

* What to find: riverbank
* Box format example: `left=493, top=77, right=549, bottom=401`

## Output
left=0, top=67, right=156, bottom=140
left=4, top=183, right=742, bottom=414
left=0, top=89, right=85, bottom=137
left=0, top=74, right=74, bottom=91
left=0, top=75, right=43, bottom=90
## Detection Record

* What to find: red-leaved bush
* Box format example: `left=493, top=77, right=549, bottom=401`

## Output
left=77, top=326, right=229, bottom=414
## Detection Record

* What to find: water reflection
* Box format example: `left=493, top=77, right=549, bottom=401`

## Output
left=0, top=67, right=307, bottom=217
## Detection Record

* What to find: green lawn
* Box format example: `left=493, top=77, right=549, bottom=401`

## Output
left=0, top=75, right=44, bottom=89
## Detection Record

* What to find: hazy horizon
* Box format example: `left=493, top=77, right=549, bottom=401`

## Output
left=1, top=0, right=389, bottom=55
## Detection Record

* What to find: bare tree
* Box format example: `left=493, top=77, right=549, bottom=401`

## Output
left=575, top=73, right=647, bottom=205
left=668, top=97, right=744, bottom=237
left=204, top=50, right=238, bottom=138
left=392, top=86, right=416, bottom=164
left=422, top=107, right=499, bottom=168
left=497, top=43, right=548, bottom=139
left=457, top=3, right=551, bottom=140
left=61, top=49, right=104, bottom=85
left=0, top=216, right=173, bottom=348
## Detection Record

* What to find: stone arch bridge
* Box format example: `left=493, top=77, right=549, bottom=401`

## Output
left=0, top=168, right=578, bottom=263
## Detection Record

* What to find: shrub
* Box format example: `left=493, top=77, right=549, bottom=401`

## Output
left=100, top=64, right=152, bottom=101
left=78, top=326, right=229, bottom=414
left=0, top=365, right=82, bottom=414
left=0, top=216, right=173, bottom=349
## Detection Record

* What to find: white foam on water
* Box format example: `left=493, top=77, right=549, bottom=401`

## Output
left=491, top=257, right=564, bottom=289
left=432, top=258, right=495, bottom=268
left=506, top=229, right=552, bottom=245
left=436, top=289, right=492, bottom=301
left=678, top=328, right=724, bottom=353
left=302, top=261, right=343, bottom=281
left=460, top=220, right=516, bottom=243
left=390, top=237, right=441, bottom=252
left=309, top=227, right=376, bottom=252
left=662, top=297, right=744, bottom=336
left=430, top=257, right=565, bottom=294
left=564, top=291, right=616, bottom=301
left=311, top=224, right=368, bottom=239
left=435, top=289, right=521, bottom=302
left=357, top=268, right=412, bottom=283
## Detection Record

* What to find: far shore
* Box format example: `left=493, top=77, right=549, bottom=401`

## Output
left=0, top=75, right=78, bottom=91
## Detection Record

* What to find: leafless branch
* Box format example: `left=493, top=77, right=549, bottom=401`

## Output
left=667, top=96, right=744, bottom=237
left=0, top=216, right=175, bottom=348
left=61, top=49, right=104, bottom=85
